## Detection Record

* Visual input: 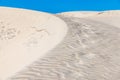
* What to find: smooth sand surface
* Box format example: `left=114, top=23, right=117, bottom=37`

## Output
left=9, top=16, right=120, bottom=80
left=58, top=11, right=99, bottom=18
left=0, top=7, right=68, bottom=80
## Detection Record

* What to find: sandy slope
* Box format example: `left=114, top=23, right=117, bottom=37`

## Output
left=58, top=10, right=120, bottom=28
left=0, top=7, right=68, bottom=80
left=1, top=7, right=120, bottom=80
left=10, top=16, right=120, bottom=80
left=86, top=10, right=120, bottom=28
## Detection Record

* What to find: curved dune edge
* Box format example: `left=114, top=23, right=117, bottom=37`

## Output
left=0, top=7, right=68, bottom=80
left=58, top=10, right=120, bottom=28
left=1, top=7, right=120, bottom=80
left=9, top=16, right=120, bottom=80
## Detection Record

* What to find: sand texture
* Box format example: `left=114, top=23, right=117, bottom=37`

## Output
left=9, top=16, right=120, bottom=80
left=1, top=7, right=120, bottom=80
left=0, top=7, right=67, bottom=80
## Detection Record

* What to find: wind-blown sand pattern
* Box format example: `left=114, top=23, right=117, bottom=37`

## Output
left=59, top=10, right=120, bottom=28
left=9, top=15, right=120, bottom=80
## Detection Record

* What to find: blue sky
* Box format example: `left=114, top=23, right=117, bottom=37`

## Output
left=0, top=0, right=120, bottom=13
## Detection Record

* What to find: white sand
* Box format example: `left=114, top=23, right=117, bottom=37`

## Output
left=58, top=11, right=99, bottom=18
left=86, top=10, right=120, bottom=28
left=10, top=14, right=120, bottom=80
left=1, top=8, right=120, bottom=80
left=59, top=10, right=120, bottom=28
left=0, top=7, right=68, bottom=80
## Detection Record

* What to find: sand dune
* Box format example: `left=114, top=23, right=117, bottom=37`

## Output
left=10, top=15, right=120, bottom=80
left=1, top=7, right=120, bottom=80
left=59, top=10, right=120, bottom=28
left=0, top=7, right=67, bottom=80
left=58, top=11, right=99, bottom=18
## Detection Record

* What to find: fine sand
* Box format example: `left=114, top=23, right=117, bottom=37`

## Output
left=58, top=11, right=99, bottom=18
left=0, top=7, right=68, bottom=80
left=59, top=10, right=120, bottom=28
left=1, top=7, right=120, bottom=80
left=9, top=15, right=120, bottom=80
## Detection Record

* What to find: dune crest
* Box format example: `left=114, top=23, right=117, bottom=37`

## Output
left=0, top=7, right=68, bottom=80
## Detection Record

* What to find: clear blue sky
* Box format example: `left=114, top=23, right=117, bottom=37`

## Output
left=0, top=0, right=120, bottom=13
